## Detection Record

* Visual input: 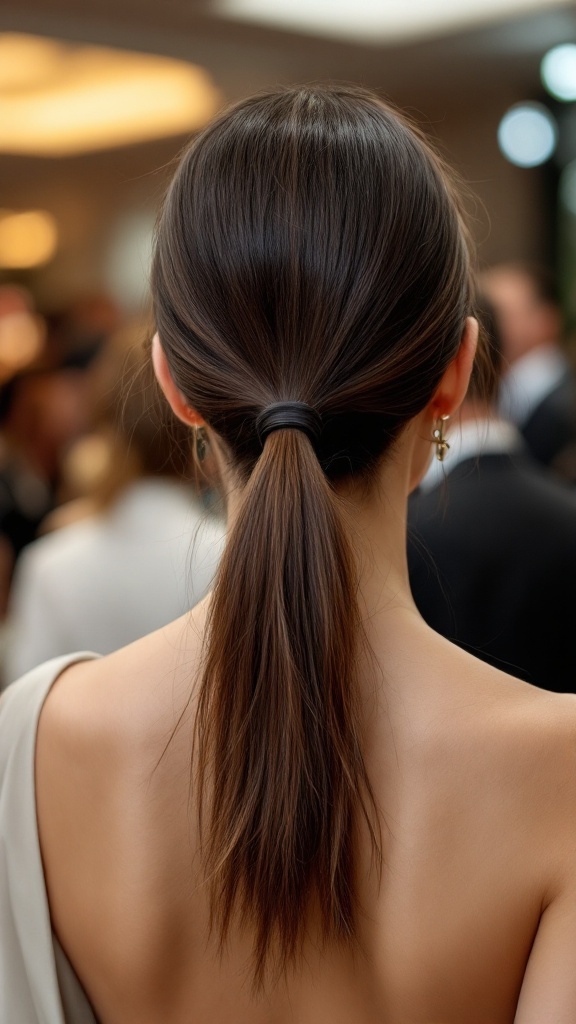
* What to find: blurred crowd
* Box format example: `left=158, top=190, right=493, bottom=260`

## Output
left=409, top=261, right=576, bottom=690
left=0, top=259, right=575, bottom=693
left=0, top=286, right=224, bottom=688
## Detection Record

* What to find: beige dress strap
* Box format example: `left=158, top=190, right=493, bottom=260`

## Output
left=0, top=654, right=99, bottom=1024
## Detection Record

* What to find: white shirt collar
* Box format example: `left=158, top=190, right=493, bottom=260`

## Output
left=419, top=417, right=524, bottom=493
left=498, top=345, right=568, bottom=427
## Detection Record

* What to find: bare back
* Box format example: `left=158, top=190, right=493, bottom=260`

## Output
left=36, top=603, right=576, bottom=1024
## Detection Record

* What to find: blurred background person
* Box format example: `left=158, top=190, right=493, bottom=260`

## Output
left=408, top=297, right=576, bottom=691
left=4, top=326, right=224, bottom=684
left=482, top=262, right=576, bottom=479
left=0, top=286, right=99, bottom=623
left=0, top=365, right=92, bottom=552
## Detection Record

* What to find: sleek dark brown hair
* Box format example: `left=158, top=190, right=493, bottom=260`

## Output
left=152, top=84, right=473, bottom=981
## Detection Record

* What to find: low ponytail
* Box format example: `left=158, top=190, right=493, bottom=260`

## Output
left=196, top=428, right=378, bottom=982
left=152, top=84, right=474, bottom=986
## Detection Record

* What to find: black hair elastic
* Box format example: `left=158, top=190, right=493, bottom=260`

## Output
left=256, top=401, right=322, bottom=447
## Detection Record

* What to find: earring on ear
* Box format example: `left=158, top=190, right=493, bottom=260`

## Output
left=432, top=415, right=450, bottom=462
left=194, top=426, right=208, bottom=463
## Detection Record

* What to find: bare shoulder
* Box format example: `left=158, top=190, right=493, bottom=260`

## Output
left=36, top=605, right=209, bottom=873
left=450, top=650, right=576, bottom=857
left=484, top=668, right=576, bottom=775
left=458, top=666, right=576, bottom=1023
left=411, top=626, right=576, bottom=770
left=35, top=607, right=209, bottom=992
left=411, top=630, right=576, bottom=839
left=515, top=684, right=576, bottom=822
left=37, top=604, right=208, bottom=766
left=500, top=687, right=576, bottom=1020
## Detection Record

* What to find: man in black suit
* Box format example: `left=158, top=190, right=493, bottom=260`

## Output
left=482, top=262, right=576, bottom=479
left=408, top=302, right=576, bottom=692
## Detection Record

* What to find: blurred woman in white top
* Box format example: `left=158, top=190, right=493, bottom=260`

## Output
left=5, top=330, right=224, bottom=683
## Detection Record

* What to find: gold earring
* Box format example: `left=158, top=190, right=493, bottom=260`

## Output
left=432, top=415, right=450, bottom=462
left=195, top=426, right=208, bottom=463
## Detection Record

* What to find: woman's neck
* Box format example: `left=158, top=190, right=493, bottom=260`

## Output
left=340, top=459, right=417, bottom=627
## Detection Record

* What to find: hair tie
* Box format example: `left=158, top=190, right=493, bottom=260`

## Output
left=256, top=401, right=322, bottom=447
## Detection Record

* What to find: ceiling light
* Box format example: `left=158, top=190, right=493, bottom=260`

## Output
left=497, top=103, right=557, bottom=167
left=541, top=43, right=576, bottom=101
left=0, top=210, right=58, bottom=269
left=216, top=0, right=574, bottom=44
left=0, top=34, right=64, bottom=92
left=0, top=34, right=220, bottom=156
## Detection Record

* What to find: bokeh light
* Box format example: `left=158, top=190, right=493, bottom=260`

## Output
left=0, top=312, right=45, bottom=379
left=541, top=43, right=576, bottom=102
left=0, top=210, right=58, bottom=269
left=497, top=103, right=557, bottom=168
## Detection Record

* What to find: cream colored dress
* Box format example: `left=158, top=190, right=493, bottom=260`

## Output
left=0, top=654, right=99, bottom=1024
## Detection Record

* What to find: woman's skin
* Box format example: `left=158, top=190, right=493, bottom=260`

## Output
left=36, top=320, right=576, bottom=1024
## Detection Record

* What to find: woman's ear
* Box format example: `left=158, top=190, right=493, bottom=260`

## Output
left=430, top=316, right=478, bottom=419
left=151, top=333, right=205, bottom=428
